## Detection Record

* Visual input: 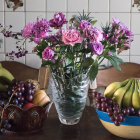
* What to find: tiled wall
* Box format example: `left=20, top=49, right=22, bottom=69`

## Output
left=0, top=0, right=140, bottom=68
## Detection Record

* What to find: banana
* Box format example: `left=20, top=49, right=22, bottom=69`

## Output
left=104, top=79, right=129, bottom=98
left=132, top=80, right=140, bottom=110
left=0, top=82, right=8, bottom=92
left=112, top=79, right=132, bottom=108
left=123, top=79, right=135, bottom=108
left=0, top=63, right=14, bottom=84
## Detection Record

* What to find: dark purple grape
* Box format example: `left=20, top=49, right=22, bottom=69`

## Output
left=26, top=95, right=33, bottom=102
left=122, top=108, right=130, bottom=116
left=114, top=109, right=120, bottom=115
left=92, top=92, right=98, bottom=98
left=110, top=116, right=115, bottom=121
left=0, top=101, right=4, bottom=107
left=101, top=97, right=107, bottom=102
left=27, top=89, right=32, bottom=95
left=31, top=83, right=36, bottom=89
left=107, top=99, right=113, bottom=105
left=25, top=82, right=31, bottom=89
left=114, top=121, right=121, bottom=126
left=101, top=102, right=108, bottom=108
left=129, top=107, right=135, bottom=115
left=121, top=117, right=125, bottom=122
left=101, top=107, right=106, bottom=112
left=106, top=107, right=113, bottom=113
left=138, top=110, right=140, bottom=116
left=115, top=115, right=122, bottom=122
left=18, top=96, right=24, bottom=102
left=108, top=112, right=113, bottom=117
left=31, top=90, right=35, bottom=95
left=12, top=99, right=18, bottom=105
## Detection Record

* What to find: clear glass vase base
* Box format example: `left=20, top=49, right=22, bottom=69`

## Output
left=59, top=117, right=80, bottom=125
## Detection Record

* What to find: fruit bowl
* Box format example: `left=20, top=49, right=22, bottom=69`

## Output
left=0, top=102, right=52, bottom=134
left=96, top=109, right=140, bottom=139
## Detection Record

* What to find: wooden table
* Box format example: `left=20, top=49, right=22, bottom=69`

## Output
left=0, top=105, right=130, bottom=140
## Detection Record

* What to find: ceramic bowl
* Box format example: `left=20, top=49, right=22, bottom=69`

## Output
left=96, top=109, right=140, bottom=139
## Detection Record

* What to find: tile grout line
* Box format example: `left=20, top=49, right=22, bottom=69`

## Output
left=4, top=0, right=6, bottom=61
left=46, top=0, right=47, bottom=19
left=24, top=0, right=26, bottom=65
left=129, top=0, right=133, bottom=62
left=107, top=0, right=111, bottom=67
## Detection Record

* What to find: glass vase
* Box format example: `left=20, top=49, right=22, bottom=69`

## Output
left=49, top=73, right=89, bottom=125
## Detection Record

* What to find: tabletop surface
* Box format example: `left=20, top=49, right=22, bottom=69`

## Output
left=0, top=105, right=131, bottom=140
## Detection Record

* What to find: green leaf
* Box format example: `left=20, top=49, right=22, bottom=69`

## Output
left=82, top=57, right=94, bottom=69
left=88, top=60, right=98, bottom=84
left=106, top=55, right=125, bottom=71
left=66, top=58, right=72, bottom=66
left=91, top=20, right=97, bottom=25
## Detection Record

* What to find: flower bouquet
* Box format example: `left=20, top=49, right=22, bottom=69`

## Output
left=0, top=12, right=133, bottom=125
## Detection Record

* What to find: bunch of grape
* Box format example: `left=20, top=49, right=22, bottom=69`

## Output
left=8, top=80, right=36, bottom=108
left=93, top=92, right=137, bottom=126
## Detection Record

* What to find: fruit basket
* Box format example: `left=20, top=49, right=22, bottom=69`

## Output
left=0, top=102, right=52, bottom=134
left=96, top=109, right=140, bottom=139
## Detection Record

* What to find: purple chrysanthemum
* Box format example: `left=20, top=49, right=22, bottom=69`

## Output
left=22, top=22, right=34, bottom=37
left=78, top=20, right=91, bottom=30
left=49, top=12, right=67, bottom=28
left=84, top=26, right=103, bottom=43
left=32, top=18, right=50, bottom=39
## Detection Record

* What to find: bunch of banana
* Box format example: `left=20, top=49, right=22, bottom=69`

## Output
left=0, top=63, right=14, bottom=92
left=104, top=78, right=140, bottom=110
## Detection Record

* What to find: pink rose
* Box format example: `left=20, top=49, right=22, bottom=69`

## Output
left=42, top=46, right=54, bottom=61
left=62, top=29, right=83, bottom=46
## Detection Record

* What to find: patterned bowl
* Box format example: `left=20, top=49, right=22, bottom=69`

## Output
left=0, top=102, right=52, bottom=134
left=96, top=109, right=140, bottom=139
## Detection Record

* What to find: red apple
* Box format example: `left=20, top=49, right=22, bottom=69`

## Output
left=23, top=103, right=34, bottom=109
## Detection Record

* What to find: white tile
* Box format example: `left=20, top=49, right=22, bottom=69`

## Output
left=130, top=35, right=140, bottom=55
left=47, top=0, right=67, bottom=12
left=0, top=0, right=4, bottom=11
left=0, top=34, right=4, bottom=52
left=5, top=37, right=25, bottom=52
left=89, top=0, right=109, bottom=12
left=130, top=56, right=140, bottom=64
left=5, top=12, right=25, bottom=32
left=110, top=13, right=130, bottom=29
left=46, top=12, right=55, bottom=20
left=26, top=54, right=42, bottom=69
left=26, top=0, right=46, bottom=11
left=110, top=0, right=131, bottom=12
left=68, top=0, right=88, bottom=12
left=26, top=12, right=46, bottom=23
left=118, top=56, right=129, bottom=62
left=131, top=13, right=140, bottom=34
left=5, top=56, right=25, bottom=64
left=25, top=39, right=36, bottom=53
left=0, top=54, right=5, bottom=61
left=4, top=0, right=25, bottom=11
left=91, top=13, right=109, bottom=30
left=0, top=12, right=4, bottom=25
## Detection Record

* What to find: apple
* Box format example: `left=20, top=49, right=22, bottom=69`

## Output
left=23, top=103, right=34, bottom=109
